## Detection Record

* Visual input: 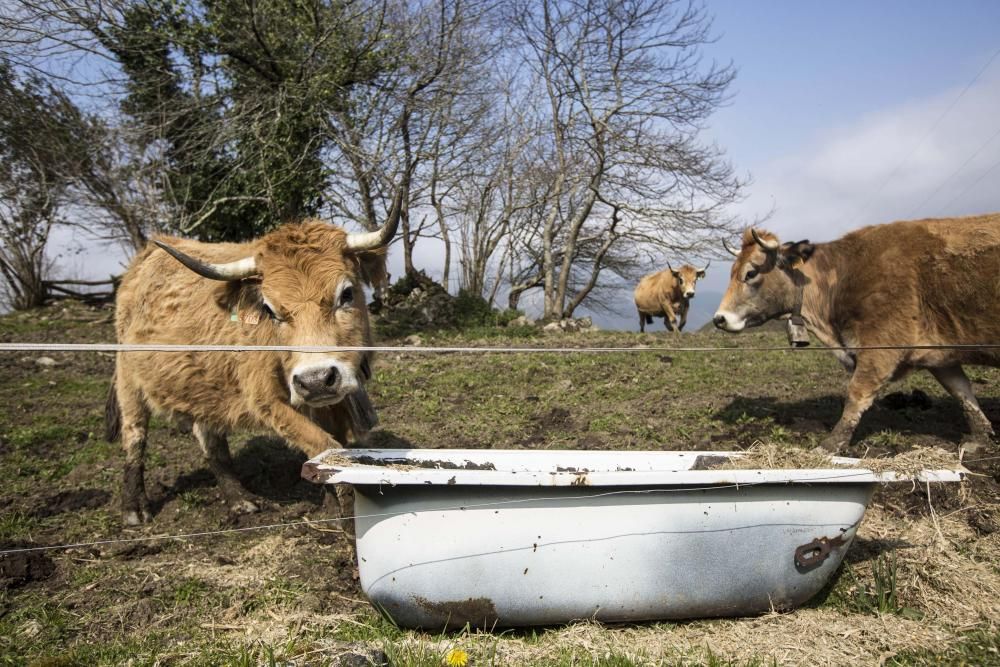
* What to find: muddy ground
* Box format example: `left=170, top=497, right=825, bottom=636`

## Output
left=0, top=301, right=998, bottom=666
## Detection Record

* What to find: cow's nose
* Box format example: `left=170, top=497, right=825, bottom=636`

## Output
left=293, top=366, right=340, bottom=393
left=713, top=314, right=727, bottom=329
left=685, top=291, right=695, bottom=298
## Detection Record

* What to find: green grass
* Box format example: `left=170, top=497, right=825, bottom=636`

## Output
left=824, top=551, right=924, bottom=620
left=887, top=628, right=1000, bottom=666
left=0, top=510, right=39, bottom=541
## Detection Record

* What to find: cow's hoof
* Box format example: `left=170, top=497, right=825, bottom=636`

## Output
left=817, top=436, right=847, bottom=454
left=959, top=436, right=993, bottom=457
left=228, top=498, right=260, bottom=515
left=123, top=509, right=151, bottom=526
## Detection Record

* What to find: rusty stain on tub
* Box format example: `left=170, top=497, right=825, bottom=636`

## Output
left=570, top=472, right=589, bottom=486
left=414, top=595, right=498, bottom=629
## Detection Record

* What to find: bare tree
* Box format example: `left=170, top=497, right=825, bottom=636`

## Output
left=324, top=0, right=498, bottom=283
left=0, top=165, right=61, bottom=310
left=506, top=0, right=744, bottom=320
left=0, top=65, right=66, bottom=308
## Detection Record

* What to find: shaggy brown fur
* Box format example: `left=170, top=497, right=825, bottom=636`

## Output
left=109, top=220, right=385, bottom=525
left=633, top=264, right=706, bottom=333
left=714, top=213, right=1000, bottom=453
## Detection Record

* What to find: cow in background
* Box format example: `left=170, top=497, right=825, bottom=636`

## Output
left=634, top=263, right=708, bottom=333
left=106, top=202, right=399, bottom=526
left=713, top=214, right=1000, bottom=454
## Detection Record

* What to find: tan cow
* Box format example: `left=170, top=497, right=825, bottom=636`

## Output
left=713, top=215, right=1000, bottom=454
left=634, top=263, right=708, bottom=333
left=106, top=210, right=398, bottom=526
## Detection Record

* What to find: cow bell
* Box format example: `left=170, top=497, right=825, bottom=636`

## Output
left=787, top=315, right=810, bottom=348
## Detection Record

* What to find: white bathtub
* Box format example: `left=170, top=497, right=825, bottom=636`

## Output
left=302, top=448, right=964, bottom=629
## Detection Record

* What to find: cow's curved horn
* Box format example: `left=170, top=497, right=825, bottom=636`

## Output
left=722, top=238, right=740, bottom=257
left=346, top=188, right=404, bottom=251
left=154, top=241, right=258, bottom=281
left=751, top=229, right=779, bottom=252
left=699, top=261, right=711, bottom=274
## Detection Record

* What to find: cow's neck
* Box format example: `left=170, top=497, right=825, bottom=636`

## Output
left=796, top=243, right=843, bottom=351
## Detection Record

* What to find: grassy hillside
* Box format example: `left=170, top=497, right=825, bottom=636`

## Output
left=1, top=301, right=998, bottom=666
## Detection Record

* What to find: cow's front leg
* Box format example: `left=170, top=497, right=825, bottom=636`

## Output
left=660, top=302, right=677, bottom=332
left=819, top=352, right=897, bottom=453
left=931, top=365, right=997, bottom=454
left=677, top=303, right=689, bottom=332
left=260, top=401, right=343, bottom=457
left=114, top=376, right=152, bottom=526
left=193, top=423, right=259, bottom=515
left=310, top=403, right=358, bottom=554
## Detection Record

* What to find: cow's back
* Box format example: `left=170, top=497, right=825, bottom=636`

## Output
left=825, top=214, right=1000, bottom=361
left=114, top=237, right=269, bottom=427
left=634, top=270, right=675, bottom=313
left=116, top=238, right=257, bottom=345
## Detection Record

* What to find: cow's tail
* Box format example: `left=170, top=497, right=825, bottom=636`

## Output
left=105, top=376, right=121, bottom=443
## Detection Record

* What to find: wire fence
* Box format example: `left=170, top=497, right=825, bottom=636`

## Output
left=5, top=341, right=1000, bottom=354
left=0, top=337, right=996, bottom=559
left=0, top=473, right=963, bottom=557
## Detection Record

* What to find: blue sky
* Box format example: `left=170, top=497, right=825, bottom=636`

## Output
left=706, top=0, right=1000, bottom=164
left=53, top=0, right=1000, bottom=330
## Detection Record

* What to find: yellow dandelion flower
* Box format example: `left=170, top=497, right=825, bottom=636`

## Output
left=443, top=648, right=470, bottom=667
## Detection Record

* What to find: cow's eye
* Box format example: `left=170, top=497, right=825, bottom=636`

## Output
left=744, top=268, right=759, bottom=282
left=339, top=286, right=354, bottom=308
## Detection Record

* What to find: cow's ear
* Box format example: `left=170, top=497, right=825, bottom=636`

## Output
left=352, top=248, right=388, bottom=288
left=780, top=240, right=814, bottom=268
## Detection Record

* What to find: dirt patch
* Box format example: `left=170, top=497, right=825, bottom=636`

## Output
left=0, top=544, right=55, bottom=590
left=574, top=435, right=606, bottom=450
left=536, top=407, right=573, bottom=428
left=32, top=488, right=111, bottom=518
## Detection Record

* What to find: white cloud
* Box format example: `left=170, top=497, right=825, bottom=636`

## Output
left=735, top=71, right=1000, bottom=244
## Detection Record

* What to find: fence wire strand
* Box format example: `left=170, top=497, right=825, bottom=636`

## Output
left=4, top=342, right=1000, bottom=354
left=0, top=338, right=993, bottom=558
left=0, top=471, right=953, bottom=557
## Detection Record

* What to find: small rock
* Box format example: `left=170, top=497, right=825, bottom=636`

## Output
left=509, top=315, right=534, bottom=328
left=296, top=592, right=324, bottom=613
left=542, top=322, right=562, bottom=333
left=405, top=334, right=423, bottom=346
left=35, top=357, right=58, bottom=367
left=576, top=316, right=593, bottom=329
left=337, top=647, right=390, bottom=667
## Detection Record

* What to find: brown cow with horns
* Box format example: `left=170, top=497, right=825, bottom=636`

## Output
left=106, top=203, right=400, bottom=526
left=633, top=263, right=708, bottom=333
left=713, top=214, right=1000, bottom=454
